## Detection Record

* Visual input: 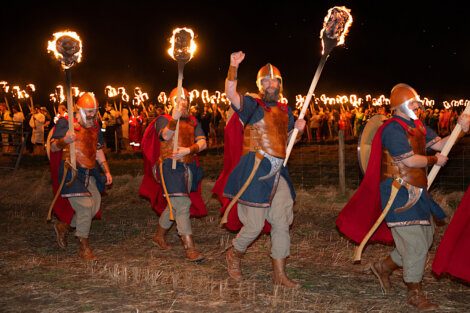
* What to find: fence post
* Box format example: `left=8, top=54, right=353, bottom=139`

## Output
left=338, top=129, right=346, bottom=195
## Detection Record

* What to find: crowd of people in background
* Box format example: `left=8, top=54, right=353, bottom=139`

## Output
left=0, top=96, right=466, bottom=157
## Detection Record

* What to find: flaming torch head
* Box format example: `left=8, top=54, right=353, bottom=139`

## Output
left=0, top=81, right=9, bottom=94
left=26, top=84, right=36, bottom=93
left=320, top=6, right=353, bottom=55
left=47, top=31, right=83, bottom=69
left=167, top=27, right=197, bottom=63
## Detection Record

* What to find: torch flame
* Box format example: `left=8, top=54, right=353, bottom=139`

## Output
left=158, top=92, right=167, bottom=104
left=55, top=85, right=65, bottom=103
left=47, top=31, right=83, bottom=69
left=320, top=6, right=353, bottom=54
left=105, top=85, right=117, bottom=98
left=167, top=27, right=197, bottom=63
left=26, top=84, right=36, bottom=92
left=71, top=87, right=80, bottom=97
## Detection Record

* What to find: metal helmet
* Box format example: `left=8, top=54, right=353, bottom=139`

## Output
left=76, top=92, right=98, bottom=123
left=256, top=63, right=283, bottom=93
left=390, top=83, right=421, bottom=120
left=77, top=92, right=98, bottom=110
left=168, top=87, right=190, bottom=105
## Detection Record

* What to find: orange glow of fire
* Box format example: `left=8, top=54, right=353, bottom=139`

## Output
left=167, top=27, right=197, bottom=61
left=320, top=6, right=353, bottom=54
left=47, top=31, right=83, bottom=68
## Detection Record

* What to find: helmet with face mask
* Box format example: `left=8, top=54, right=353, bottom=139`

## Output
left=76, top=92, right=98, bottom=125
left=256, top=63, right=283, bottom=93
left=390, top=83, right=422, bottom=120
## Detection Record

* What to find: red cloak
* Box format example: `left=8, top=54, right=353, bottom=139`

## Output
left=335, top=118, right=407, bottom=245
left=432, top=185, right=470, bottom=282
left=138, top=115, right=207, bottom=217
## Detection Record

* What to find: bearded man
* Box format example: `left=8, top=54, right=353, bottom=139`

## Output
left=50, top=92, right=112, bottom=260
left=217, top=51, right=305, bottom=288
left=139, top=87, right=207, bottom=262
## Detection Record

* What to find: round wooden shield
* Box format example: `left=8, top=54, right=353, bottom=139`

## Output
left=357, top=114, right=388, bottom=174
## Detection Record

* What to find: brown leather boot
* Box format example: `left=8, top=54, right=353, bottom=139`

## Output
left=152, top=224, right=172, bottom=250
left=370, top=256, right=399, bottom=294
left=180, top=234, right=204, bottom=262
left=406, top=282, right=438, bottom=311
left=225, top=247, right=244, bottom=281
left=78, top=237, right=97, bottom=261
left=54, top=221, right=70, bottom=249
left=272, top=258, right=301, bottom=289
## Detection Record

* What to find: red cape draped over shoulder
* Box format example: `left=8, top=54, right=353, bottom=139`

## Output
left=212, top=112, right=271, bottom=233
left=334, top=118, right=411, bottom=245
left=432, top=185, right=470, bottom=282
left=138, top=115, right=207, bottom=217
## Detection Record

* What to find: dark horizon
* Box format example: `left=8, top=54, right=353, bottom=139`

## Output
left=1, top=0, right=468, bottom=107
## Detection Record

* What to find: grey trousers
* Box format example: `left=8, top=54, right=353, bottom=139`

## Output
left=159, top=196, right=192, bottom=235
left=69, top=176, right=101, bottom=238
left=159, top=169, right=193, bottom=235
left=233, top=177, right=294, bottom=259
left=390, top=224, right=434, bottom=283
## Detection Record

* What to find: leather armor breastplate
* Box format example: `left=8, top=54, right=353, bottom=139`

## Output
left=161, top=119, right=196, bottom=163
left=381, top=124, right=427, bottom=188
left=62, top=125, right=98, bottom=169
left=243, top=105, right=288, bottom=158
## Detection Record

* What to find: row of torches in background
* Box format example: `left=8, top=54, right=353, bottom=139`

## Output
left=1, top=81, right=469, bottom=116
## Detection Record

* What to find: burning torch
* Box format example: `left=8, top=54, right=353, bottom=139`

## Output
left=167, top=27, right=197, bottom=169
left=26, top=84, right=35, bottom=113
left=284, top=6, right=353, bottom=166
left=0, top=81, right=11, bottom=113
left=47, top=31, right=83, bottom=171
left=105, top=85, right=118, bottom=111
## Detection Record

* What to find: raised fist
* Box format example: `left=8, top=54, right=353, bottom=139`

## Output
left=230, top=51, right=245, bottom=67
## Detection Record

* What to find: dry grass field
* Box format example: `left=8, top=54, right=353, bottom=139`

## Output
left=1, top=142, right=469, bottom=312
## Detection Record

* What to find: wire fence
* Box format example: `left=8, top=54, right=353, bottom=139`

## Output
left=288, top=135, right=470, bottom=192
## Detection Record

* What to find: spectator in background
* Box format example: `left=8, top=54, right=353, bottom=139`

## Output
left=0, top=102, right=12, bottom=153
left=102, top=103, right=119, bottom=153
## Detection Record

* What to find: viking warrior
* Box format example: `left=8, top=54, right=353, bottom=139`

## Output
left=336, top=83, right=470, bottom=310
left=139, top=87, right=207, bottom=262
left=49, top=92, right=112, bottom=260
left=213, top=51, right=305, bottom=288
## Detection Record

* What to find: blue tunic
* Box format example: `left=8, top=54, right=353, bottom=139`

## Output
left=52, top=118, right=106, bottom=197
left=380, top=116, right=446, bottom=226
left=223, top=95, right=296, bottom=207
left=155, top=115, right=205, bottom=196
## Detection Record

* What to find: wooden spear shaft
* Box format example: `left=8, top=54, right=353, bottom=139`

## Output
left=284, top=54, right=328, bottom=166
left=172, top=61, right=185, bottom=170
left=65, top=68, right=76, bottom=169
left=427, top=103, right=470, bottom=189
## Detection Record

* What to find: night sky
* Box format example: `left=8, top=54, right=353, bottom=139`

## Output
left=1, top=0, right=468, bottom=106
